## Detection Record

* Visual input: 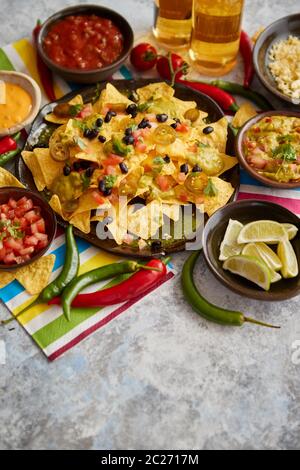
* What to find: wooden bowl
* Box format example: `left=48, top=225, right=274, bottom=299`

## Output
left=202, top=199, right=300, bottom=301
left=0, top=187, right=57, bottom=272
left=0, top=71, right=41, bottom=138
left=235, top=110, right=300, bottom=189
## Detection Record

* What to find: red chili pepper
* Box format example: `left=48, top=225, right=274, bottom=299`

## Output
left=33, top=20, right=56, bottom=102
left=0, top=136, right=18, bottom=156
left=240, top=30, right=255, bottom=89
left=48, top=259, right=167, bottom=308
left=178, top=79, right=239, bottom=113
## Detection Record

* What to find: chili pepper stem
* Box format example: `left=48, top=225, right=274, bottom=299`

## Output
left=1, top=298, right=41, bottom=325
left=244, top=317, right=281, bottom=329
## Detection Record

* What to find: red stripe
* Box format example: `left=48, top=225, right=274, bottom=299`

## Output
left=238, top=192, right=300, bottom=215
left=48, top=271, right=175, bottom=361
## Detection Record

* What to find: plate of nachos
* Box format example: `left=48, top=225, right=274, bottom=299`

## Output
left=17, top=79, right=239, bottom=257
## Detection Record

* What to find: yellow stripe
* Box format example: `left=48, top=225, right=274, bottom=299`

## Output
left=13, top=38, right=64, bottom=100
left=14, top=251, right=121, bottom=324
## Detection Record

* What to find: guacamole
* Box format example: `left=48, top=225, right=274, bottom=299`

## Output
left=243, top=115, right=300, bottom=183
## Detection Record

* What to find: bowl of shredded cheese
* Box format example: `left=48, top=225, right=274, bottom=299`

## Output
left=253, top=14, right=300, bottom=106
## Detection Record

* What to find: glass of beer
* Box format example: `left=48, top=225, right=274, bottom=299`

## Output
left=153, top=0, right=193, bottom=48
left=189, top=0, right=245, bottom=76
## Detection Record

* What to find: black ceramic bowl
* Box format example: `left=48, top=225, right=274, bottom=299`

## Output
left=253, top=13, right=300, bottom=105
left=0, top=187, right=57, bottom=272
left=202, top=200, right=300, bottom=301
left=37, top=4, right=134, bottom=84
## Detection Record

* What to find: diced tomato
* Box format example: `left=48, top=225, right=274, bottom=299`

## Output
left=36, top=218, right=46, bottom=234
left=18, top=217, right=29, bottom=231
left=24, top=210, right=40, bottom=224
left=24, top=235, right=39, bottom=247
left=7, top=210, right=15, bottom=220
left=247, top=155, right=267, bottom=170
left=77, top=103, right=93, bottom=119
left=104, top=165, right=117, bottom=175
left=1, top=204, right=10, bottom=215
left=16, top=197, right=28, bottom=207
left=135, top=142, right=147, bottom=153
left=34, top=233, right=48, bottom=242
left=3, top=252, right=16, bottom=264
left=19, top=246, right=35, bottom=256
left=177, top=172, right=187, bottom=183
left=176, top=123, right=189, bottom=133
left=37, top=239, right=48, bottom=250
left=103, top=154, right=124, bottom=166
left=92, top=191, right=106, bottom=205
left=14, top=207, right=27, bottom=218
left=8, top=198, right=17, bottom=209
left=156, top=175, right=172, bottom=192
left=179, top=194, right=188, bottom=203
left=0, top=247, right=7, bottom=261
left=19, top=199, right=33, bottom=212
left=4, top=238, right=23, bottom=251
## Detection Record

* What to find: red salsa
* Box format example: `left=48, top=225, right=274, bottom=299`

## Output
left=0, top=196, right=48, bottom=265
left=43, top=14, right=124, bottom=70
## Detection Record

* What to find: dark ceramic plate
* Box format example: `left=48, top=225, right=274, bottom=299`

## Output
left=16, top=78, right=239, bottom=258
left=235, top=110, right=300, bottom=189
left=37, top=4, right=134, bottom=84
left=203, top=200, right=300, bottom=301
left=0, top=187, right=57, bottom=272
left=253, top=13, right=300, bottom=105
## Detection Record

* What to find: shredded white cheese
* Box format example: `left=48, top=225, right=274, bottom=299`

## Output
left=269, top=35, right=300, bottom=101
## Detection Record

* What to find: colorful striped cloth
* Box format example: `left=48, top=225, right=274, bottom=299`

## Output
left=0, top=38, right=175, bottom=360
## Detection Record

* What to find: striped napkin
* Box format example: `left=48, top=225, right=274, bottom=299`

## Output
left=0, top=38, right=174, bottom=361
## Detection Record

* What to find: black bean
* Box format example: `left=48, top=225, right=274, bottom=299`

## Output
left=125, top=127, right=133, bottom=136
left=84, top=128, right=98, bottom=139
left=151, top=240, right=162, bottom=251
left=98, top=135, right=106, bottom=143
left=164, top=155, right=171, bottom=163
left=138, top=118, right=151, bottom=129
left=156, top=113, right=168, bottom=123
left=80, top=160, right=90, bottom=169
left=174, top=118, right=181, bottom=123
left=104, top=111, right=116, bottom=123
left=192, top=164, right=202, bottom=173
left=103, top=188, right=112, bottom=197
left=98, top=179, right=106, bottom=193
left=96, top=118, right=103, bottom=128
left=123, top=135, right=135, bottom=145
left=203, top=126, right=214, bottom=135
left=170, top=123, right=178, bottom=129
left=119, top=162, right=129, bottom=174
left=126, top=104, right=138, bottom=117
left=85, top=167, right=95, bottom=178
left=63, top=165, right=71, bottom=176
left=180, top=163, right=189, bottom=174
left=128, top=91, right=139, bottom=102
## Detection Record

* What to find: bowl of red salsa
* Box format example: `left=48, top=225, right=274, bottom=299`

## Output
left=37, top=5, right=134, bottom=84
left=0, top=187, right=57, bottom=271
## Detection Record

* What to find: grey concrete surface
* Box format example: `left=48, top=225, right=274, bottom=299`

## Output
left=0, top=0, right=299, bottom=450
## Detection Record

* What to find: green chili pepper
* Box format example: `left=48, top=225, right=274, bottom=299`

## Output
left=62, top=261, right=159, bottom=322
left=181, top=250, right=280, bottom=328
left=1, top=224, right=79, bottom=325
left=0, top=147, right=21, bottom=167
left=211, top=80, right=273, bottom=111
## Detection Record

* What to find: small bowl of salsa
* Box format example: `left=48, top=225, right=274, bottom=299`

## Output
left=0, top=71, right=41, bottom=138
left=236, top=110, right=300, bottom=189
left=0, top=187, right=57, bottom=271
left=37, top=5, right=134, bottom=84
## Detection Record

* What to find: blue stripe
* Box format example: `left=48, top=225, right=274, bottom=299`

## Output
left=240, top=168, right=300, bottom=192
left=119, top=65, right=133, bottom=80
left=0, top=237, right=90, bottom=304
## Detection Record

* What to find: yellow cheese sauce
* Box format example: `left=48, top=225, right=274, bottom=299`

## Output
left=0, top=82, right=32, bottom=129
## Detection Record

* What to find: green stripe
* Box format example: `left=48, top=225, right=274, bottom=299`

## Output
left=32, top=272, right=133, bottom=349
left=0, top=49, right=15, bottom=70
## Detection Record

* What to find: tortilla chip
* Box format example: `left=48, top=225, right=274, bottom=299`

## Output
left=191, top=116, right=228, bottom=153
left=22, top=151, right=46, bottom=191
left=171, top=97, right=197, bottom=120
left=0, top=167, right=25, bottom=189
left=45, top=95, right=84, bottom=124
left=72, top=191, right=111, bottom=216
left=15, top=255, right=56, bottom=296
left=49, top=194, right=70, bottom=222
left=93, top=83, right=132, bottom=114
left=162, top=204, right=180, bottom=222
left=204, top=177, right=235, bottom=217
left=217, top=154, right=238, bottom=176
left=69, top=211, right=91, bottom=234
left=232, top=103, right=258, bottom=128
left=33, top=148, right=65, bottom=187
left=0, top=272, right=15, bottom=289
left=126, top=201, right=165, bottom=239
left=137, top=82, right=175, bottom=102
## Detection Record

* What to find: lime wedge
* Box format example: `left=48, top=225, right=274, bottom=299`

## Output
left=219, top=219, right=244, bottom=261
left=282, top=223, right=298, bottom=241
left=223, top=255, right=271, bottom=291
left=270, top=271, right=282, bottom=283
left=242, top=242, right=282, bottom=272
left=277, top=240, right=299, bottom=279
left=238, top=220, right=287, bottom=244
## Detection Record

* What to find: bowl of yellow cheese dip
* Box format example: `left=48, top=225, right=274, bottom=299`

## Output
left=0, top=71, right=41, bottom=138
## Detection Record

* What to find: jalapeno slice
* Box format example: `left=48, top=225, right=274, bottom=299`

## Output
left=153, top=125, right=177, bottom=145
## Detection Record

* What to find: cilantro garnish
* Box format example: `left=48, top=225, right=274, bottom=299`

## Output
left=277, top=134, right=294, bottom=144
left=272, top=143, right=296, bottom=162
left=81, top=172, right=91, bottom=190
left=69, top=104, right=83, bottom=117
left=0, top=219, right=24, bottom=240
left=137, top=101, right=152, bottom=112
left=204, top=179, right=218, bottom=197
left=104, top=175, right=117, bottom=189
left=153, top=157, right=165, bottom=165
left=112, top=136, right=131, bottom=156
